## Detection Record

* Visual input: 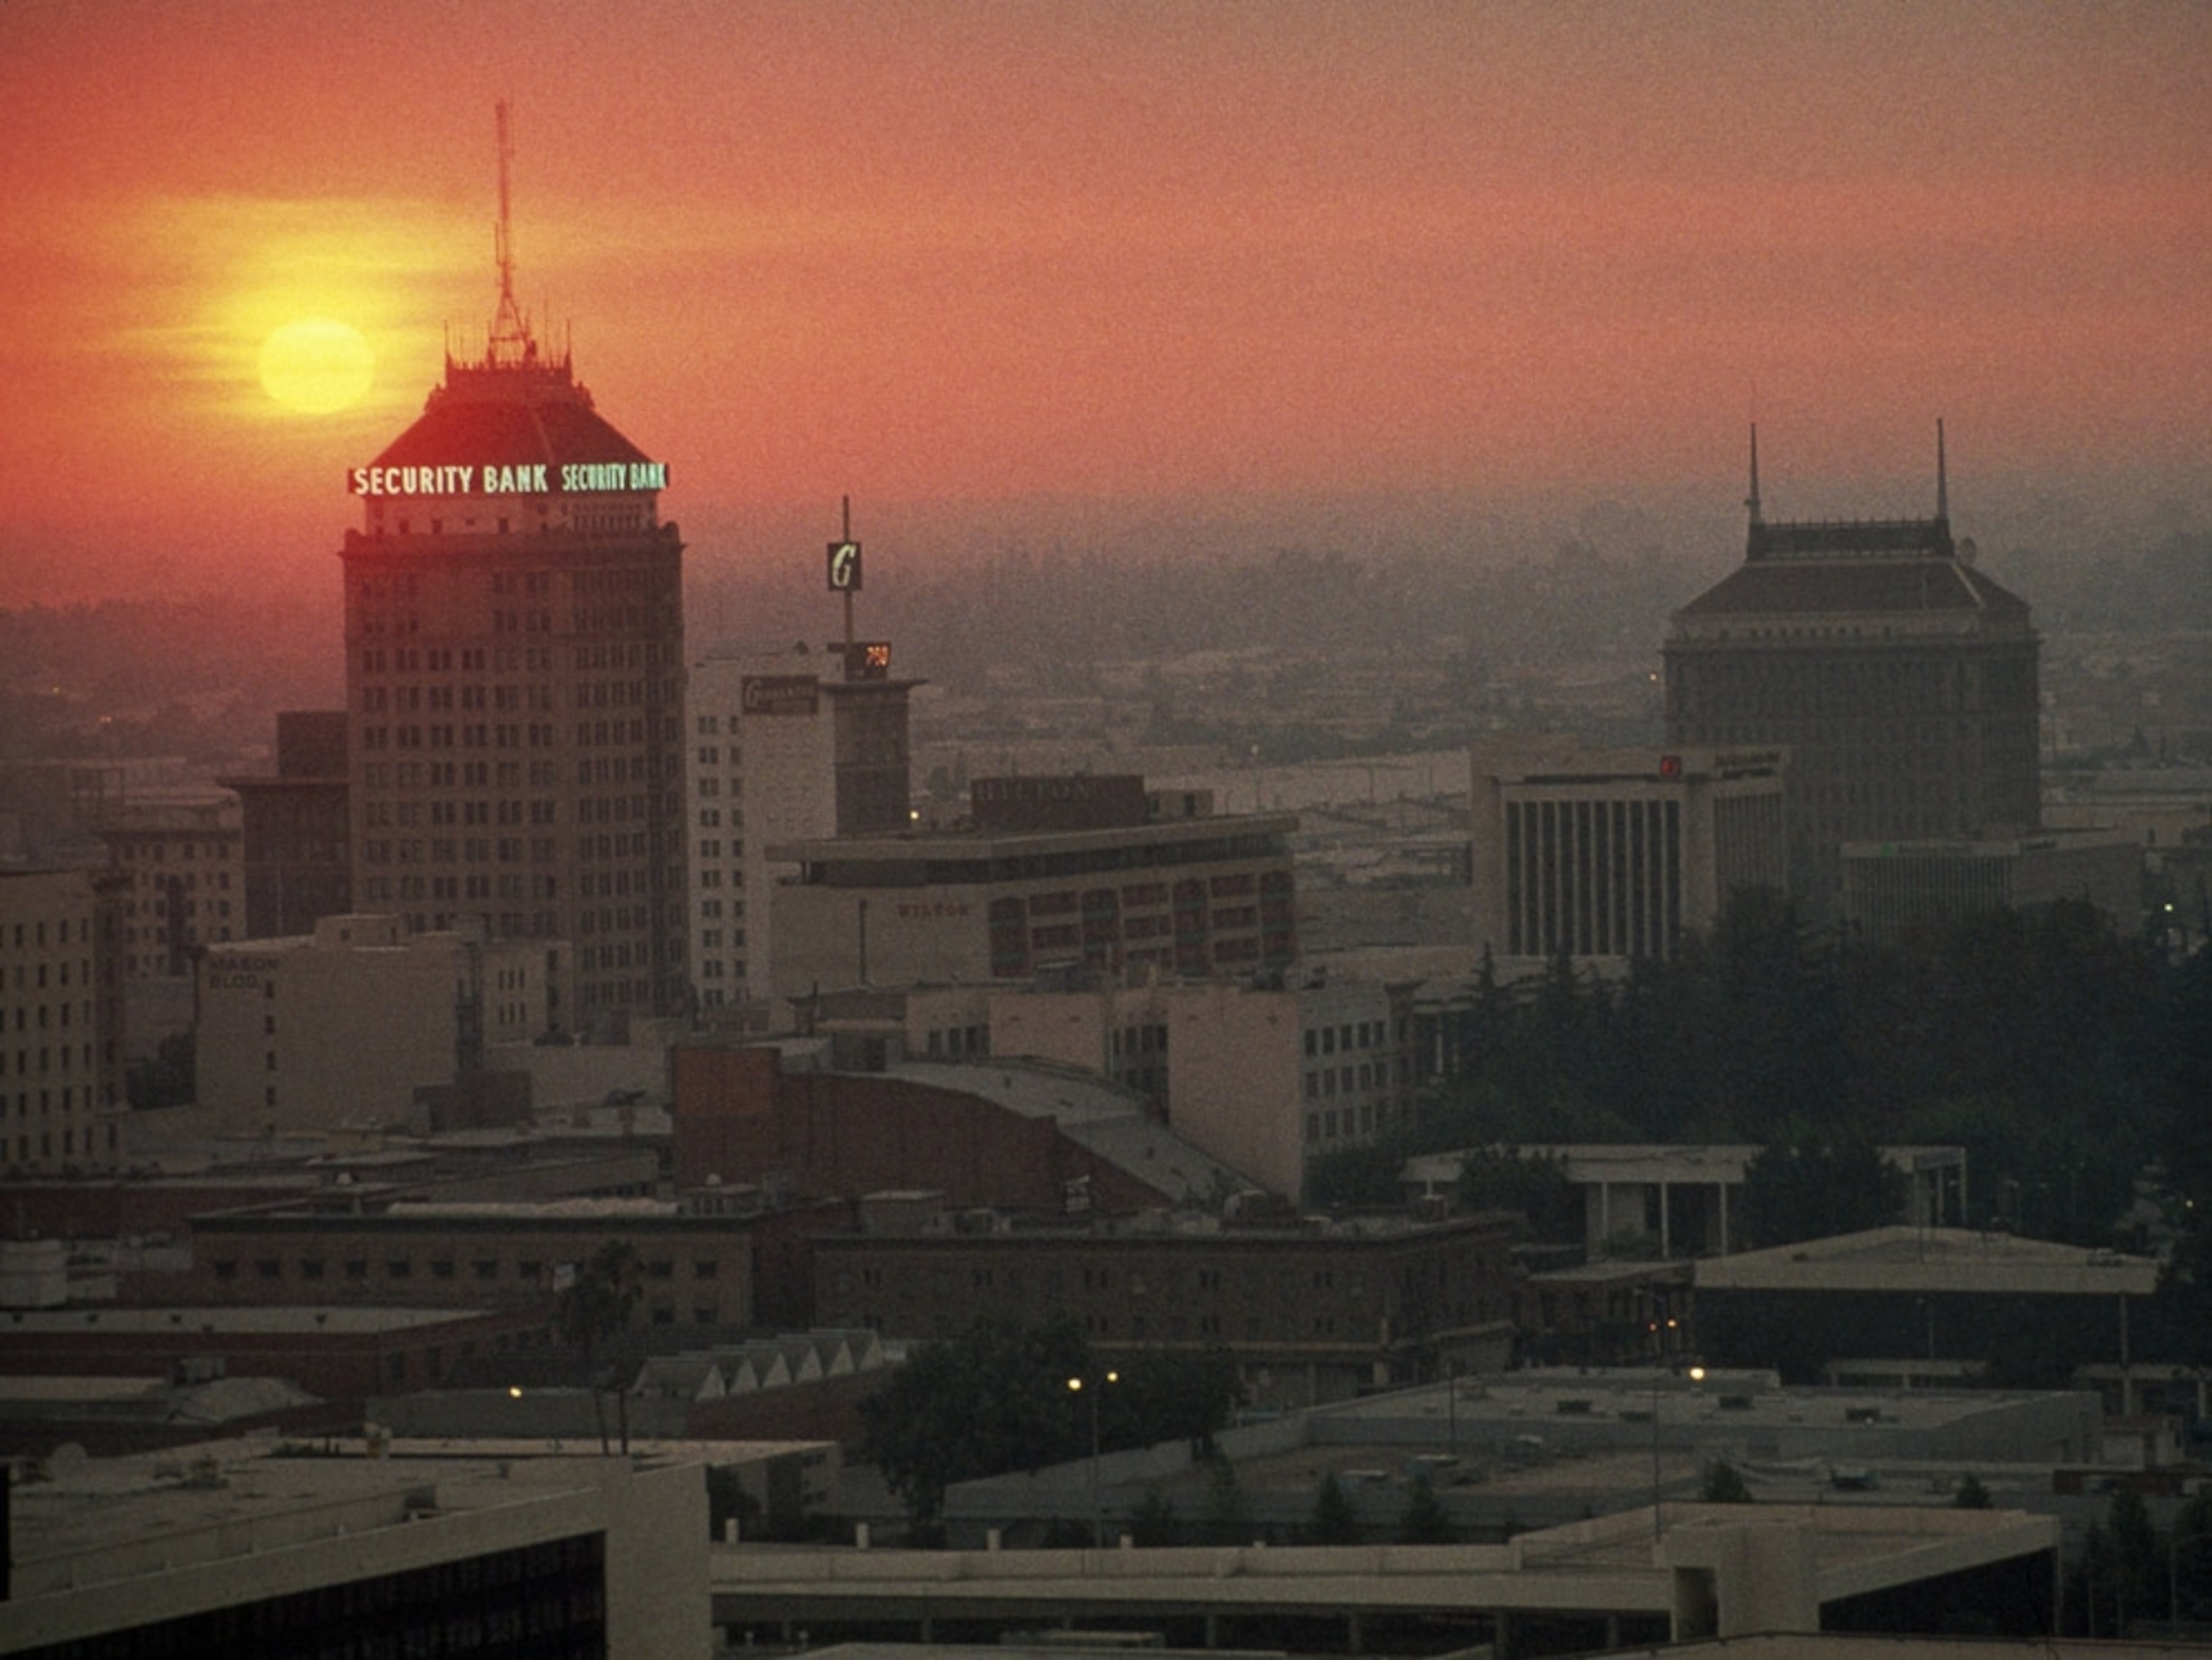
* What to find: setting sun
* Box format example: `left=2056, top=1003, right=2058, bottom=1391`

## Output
left=258, top=317, right=376, bottom=414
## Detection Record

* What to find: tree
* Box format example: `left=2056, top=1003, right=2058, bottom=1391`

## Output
left=2107, top=1486, right=2163, bottom=1631
left=1701, top=1460, right=1753, bottom=1504
left=858, top=1319, right=1092, bottom=1530
left=1395, top=1472, right=1454, bottom=1543
left=554, top=1239, right=639, bottom=1453
left=1457, top=1146, right=1580, bottom=1243
left=1197, top=1453, right=1250, bottom=1546
left=1308, top=1473, right=1359, bottom=1545
left=1737, top=1130, right=1905, bottom=1250
left=1112, top=1347, right=1244, bottom=1456
left=1952, top=1474, right=1992, bottom=1510
left=1126, top=1487, right=1181, bottom=1548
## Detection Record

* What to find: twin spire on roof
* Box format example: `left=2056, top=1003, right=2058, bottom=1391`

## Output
left=1746, top=421, right=1952, bottom=532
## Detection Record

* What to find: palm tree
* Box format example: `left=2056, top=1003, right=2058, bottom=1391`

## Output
left=556, top=1239, right=641, bottom=1453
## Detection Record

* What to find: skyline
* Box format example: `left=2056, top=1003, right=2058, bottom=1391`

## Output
left=2, top=0, right=2207, bottom=606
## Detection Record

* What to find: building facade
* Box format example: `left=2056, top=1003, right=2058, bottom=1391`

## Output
left=1470, top=742, right=1789, bottom=965
left=99, top=795, right=243, bottom=980
left=196, top=914, right=560, bottom=1130
left=341, top=253, right=685, bottom=1027
left=0, top=866, right=128, bottom=1173
left=686, top=643, right=915, bottom=1014
left=764, top=779, right=1298, bottom=998
left=219, top=709, right=352, bottom=939
left=1664, top=430, right=2040, bottom=912
left=1838, top=829, right=2144, bottom=944
left=811, top=1207, right=1521, bottom=1407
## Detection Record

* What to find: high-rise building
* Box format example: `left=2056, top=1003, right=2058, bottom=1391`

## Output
left=339, top=112, right=686, bottom=1027
left=1663, top=428, right=2039, bottom=911
left=0, top=866, right=128, bottom=1171
left=686, top=641, right=915, bottom=1014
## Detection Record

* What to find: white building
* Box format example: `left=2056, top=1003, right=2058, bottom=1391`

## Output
left=1471, top=741, right=1789, bottom=967
left=685, top=646, right=837, bottom=1014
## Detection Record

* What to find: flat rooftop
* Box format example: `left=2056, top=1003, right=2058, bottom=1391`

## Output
left=4, top=1304, right=505, bottom=1335
left=1695, top=1226, right=2159, bottom=1296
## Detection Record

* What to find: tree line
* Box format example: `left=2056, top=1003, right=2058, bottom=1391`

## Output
left=1309, top=892, right=2212, bottom=1356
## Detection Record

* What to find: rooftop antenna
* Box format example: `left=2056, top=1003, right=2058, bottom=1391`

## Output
left=1935, top=418, right=1948, bottom=523
left=1746, top=423, right=1763, bottom=525
left=489, top=100, right=532, bottom=366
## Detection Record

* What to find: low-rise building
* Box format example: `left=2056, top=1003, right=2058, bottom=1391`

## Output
left=1838, top=828, right=2144, bottom=944
left=0, top=1440, right=709, bottom=1659
left=764, top=776, right=1298, bottom=996
left=168, top=1195, right=765, bottom=1332
left=812, top=1204, right=1520, bottom=1409
left=673, top=1045, right=1251, bottom=1216
left=1694, top=1226, right=2159, bottom=1384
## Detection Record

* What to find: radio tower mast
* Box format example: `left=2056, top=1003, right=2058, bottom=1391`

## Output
left=488, top=100, right=534, bottom=366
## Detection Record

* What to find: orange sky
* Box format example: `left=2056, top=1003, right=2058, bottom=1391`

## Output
left=1, top=1, right=2206, bottom=603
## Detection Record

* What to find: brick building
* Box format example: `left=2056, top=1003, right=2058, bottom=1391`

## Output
left=168, top=1198, right=752, bottom=1326
left=0, top=1304, right=548, bottom=1405
left=811, top=1204, right=1520, bottom=1409
left=672, top=1044, right=1250, bottom=1214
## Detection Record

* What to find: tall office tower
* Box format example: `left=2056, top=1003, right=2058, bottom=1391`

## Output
left=1663, top=428, right=2040, bottom=912
left=339, top=109, right=686, bottom=1027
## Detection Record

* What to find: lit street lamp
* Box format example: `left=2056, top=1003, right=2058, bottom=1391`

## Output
left=1652, top=1363, right=1707, bottom=1538
left=1067, top=1370, right=1119, bottom=1546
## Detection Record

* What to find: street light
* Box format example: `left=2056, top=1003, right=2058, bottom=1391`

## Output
left=1652, top=1363, right=1707, bottom=1538
left=1068, top=1370, right=1119, bottom=1546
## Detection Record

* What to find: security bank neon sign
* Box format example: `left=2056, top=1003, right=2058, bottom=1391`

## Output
left=349, top=461, right=669, bottom=497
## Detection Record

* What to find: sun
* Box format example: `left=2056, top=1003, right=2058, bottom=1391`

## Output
left=258, top=317, right=376, bottom=413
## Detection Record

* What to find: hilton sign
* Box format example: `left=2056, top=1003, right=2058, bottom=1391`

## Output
left=739, top=675, right=821, bottom=717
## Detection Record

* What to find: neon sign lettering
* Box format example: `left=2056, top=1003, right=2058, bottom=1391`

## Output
left=349, top=460, right=668, bottom=497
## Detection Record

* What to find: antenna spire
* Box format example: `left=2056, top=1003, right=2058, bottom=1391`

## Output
left=1746, top=423, right=1763, bottom=525
left=489, top=100, right=533, bottom=366
left=1935, top=418, right=1948, bottom=523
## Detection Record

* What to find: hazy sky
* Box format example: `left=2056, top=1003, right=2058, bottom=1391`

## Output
left=2, top=1, right=2206, bottom=603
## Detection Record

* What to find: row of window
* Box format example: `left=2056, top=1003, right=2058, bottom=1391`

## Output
left=112, top=840, right=235, bottom=862
left=209, top=1252, right=724, bottom=1284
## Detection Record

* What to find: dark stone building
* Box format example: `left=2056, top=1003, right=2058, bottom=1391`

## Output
left=220, top=710, right=352, bottom=939
left=1664, top=428, right=2040, bottom=913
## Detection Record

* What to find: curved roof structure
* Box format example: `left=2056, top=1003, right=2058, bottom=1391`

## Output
left=367, top=353, right=657, bottom=484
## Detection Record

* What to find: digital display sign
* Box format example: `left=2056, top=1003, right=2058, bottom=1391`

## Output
left=349, top=460, right=669, bottom=497
left=844, top=640, right=892, bottom=680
